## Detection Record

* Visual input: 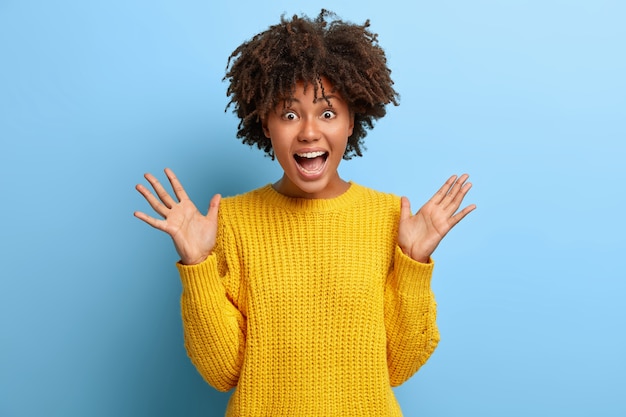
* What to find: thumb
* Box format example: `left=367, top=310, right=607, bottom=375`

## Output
left=400, top=196, right=412, bottom=221
left=207, top=194, right=221, bottom=221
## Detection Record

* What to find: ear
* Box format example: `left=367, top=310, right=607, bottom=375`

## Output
left=348, top=112, right=355, bottom=137
left=262, top=120, right=271, bottom=138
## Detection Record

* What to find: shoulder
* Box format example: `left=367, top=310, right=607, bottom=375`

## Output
left=219, top=184, right=273, bottom=209
left=347, top=183, right=402, bottom=222
left=211, top=185, right=272, bottom=228
left=351, top=182, right=401, bottom=206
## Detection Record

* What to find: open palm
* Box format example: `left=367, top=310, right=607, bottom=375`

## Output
left=398, top=174, right=475, bottom=263
left=134, top=168, right=221, bottom=265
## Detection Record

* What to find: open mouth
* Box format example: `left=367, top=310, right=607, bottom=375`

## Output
left=294, top=151, right=329, bottom=174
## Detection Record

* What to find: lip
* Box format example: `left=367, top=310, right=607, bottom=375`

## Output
left=293, top=147, right=329, bottom=180
left=293, top=147, right=328, bottom=155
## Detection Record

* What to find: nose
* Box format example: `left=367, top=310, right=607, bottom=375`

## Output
left=298, top=117, right=321, bottom=142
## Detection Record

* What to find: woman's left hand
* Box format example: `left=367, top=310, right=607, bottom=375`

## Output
left=398, top=174, right=476, bottom=263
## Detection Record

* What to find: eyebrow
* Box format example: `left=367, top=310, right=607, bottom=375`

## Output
left=283, top=95, right=341, bottom=105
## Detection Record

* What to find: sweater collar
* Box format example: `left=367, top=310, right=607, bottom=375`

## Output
left=259, top=181, right=365, bottom=212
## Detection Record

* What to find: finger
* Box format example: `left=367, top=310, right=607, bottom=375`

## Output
left=133, top=210, right=168, bottom=231
left=446, top=178, right=473, bottom=211
left=164, top=168, right=190, bottom=202
left=441, top=174, right=470, bottom=208
left=400, top=196, right=412, bottom=221
left=430, top=175, right=458, bottom=205
left=136, top=183, right=169, bottom=217
left=206, top=193, right=221, bottom=218
left=445, top=173, right=468, bottom=198
left=144, top=172, right=177, bottom=209
left=449, top=203, right=477, bottom=227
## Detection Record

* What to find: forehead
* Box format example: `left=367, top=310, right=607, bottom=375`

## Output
left=277, top=77, right=342, bottom=104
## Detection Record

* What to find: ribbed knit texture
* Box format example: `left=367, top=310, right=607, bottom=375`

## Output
left=177, top=183, right=440, bottom=416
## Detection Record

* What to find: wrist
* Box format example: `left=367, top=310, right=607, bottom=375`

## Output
left=399, top=244, right=431, bottom=264
left=411, top=254, right=430, bottom=264
left=179, top=251, right=212, bottom=266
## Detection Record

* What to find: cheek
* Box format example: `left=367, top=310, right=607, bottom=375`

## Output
left=269, top=136, right=291, bottom=160
left=334, top=125, right=352, bottom=147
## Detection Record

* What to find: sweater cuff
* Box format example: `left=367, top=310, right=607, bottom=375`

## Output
left=176, top=255, right=224, bottom=301
left=391, top=246, right=435, bottom=295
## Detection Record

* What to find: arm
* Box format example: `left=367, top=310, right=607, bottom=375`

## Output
left=384, top=248, right=439, bottom=386
left=134, top=168, right=245, bottom=391
left=177, top=250, right=246, bottom=392
left=385, top=174, right=475, bottom=385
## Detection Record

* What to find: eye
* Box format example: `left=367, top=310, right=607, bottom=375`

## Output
left=322, top=110, right=336, bottom=119
left=282, top=111, right=298, bottom=121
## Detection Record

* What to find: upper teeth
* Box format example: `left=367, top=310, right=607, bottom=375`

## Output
left=296, top=151, right=325, bottom=159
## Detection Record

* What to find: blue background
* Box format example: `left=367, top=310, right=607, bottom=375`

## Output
left=1, top=1, right=624, bottom=416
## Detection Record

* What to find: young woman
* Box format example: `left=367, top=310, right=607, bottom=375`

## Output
left=135, top=10, right=475, bottom=416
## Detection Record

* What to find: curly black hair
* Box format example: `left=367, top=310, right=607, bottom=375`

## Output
left=224, top=9, right=399, bottom=159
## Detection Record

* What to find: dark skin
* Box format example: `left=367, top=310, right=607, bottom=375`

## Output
left=134, top=168, right=475, bottom=265
left=136, top=75, right=475, bottom=265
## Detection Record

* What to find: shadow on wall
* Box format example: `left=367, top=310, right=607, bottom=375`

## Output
left=111, top=131, right=273, bottom=417
left=111, top=276, right=232, bottom=417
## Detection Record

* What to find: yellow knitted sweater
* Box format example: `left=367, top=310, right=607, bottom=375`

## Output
left=176, top=183, right=440, bottom=416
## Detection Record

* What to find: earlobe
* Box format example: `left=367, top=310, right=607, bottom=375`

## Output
left=262, top=122, right=270, bottom=138
left=348, top=113, right=355, bottom=136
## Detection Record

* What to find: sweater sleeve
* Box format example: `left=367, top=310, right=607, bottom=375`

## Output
left=384, top=246, right=440, bottom=387
left=176, top=222, right=246, bottom=392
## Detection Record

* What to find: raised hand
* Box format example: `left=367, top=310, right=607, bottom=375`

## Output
left=134, top=168, right=221, bottom=265
left=398, top=174, right=476, bottom=263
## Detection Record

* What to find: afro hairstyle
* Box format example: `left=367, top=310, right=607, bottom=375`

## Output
left=224, top=9, right=399, bottom=159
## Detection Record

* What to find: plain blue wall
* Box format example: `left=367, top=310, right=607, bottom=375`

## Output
left=1, top=1, right=624, bottom=416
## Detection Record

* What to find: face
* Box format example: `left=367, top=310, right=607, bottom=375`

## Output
left=262, top=77, right=354, bottom=199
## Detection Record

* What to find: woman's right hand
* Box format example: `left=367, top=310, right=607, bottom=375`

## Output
left=134, top=168, right=221, bottom=265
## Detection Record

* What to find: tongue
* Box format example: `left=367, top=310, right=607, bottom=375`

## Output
left=297, top=156, right=325, bottom=172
